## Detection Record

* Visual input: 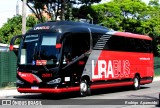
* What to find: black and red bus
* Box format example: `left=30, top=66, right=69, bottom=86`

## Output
left=10, top=21, right=154, bottom=96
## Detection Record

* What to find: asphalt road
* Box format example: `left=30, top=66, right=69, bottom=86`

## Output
left=0, top=81, right=160, bottom=108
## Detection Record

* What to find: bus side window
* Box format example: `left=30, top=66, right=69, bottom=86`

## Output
left=72, top=33, right=90, bottom=56
left=92, top=33, right=102, bottom=48
left=139, top=40, right=152, bottom=53
left=106, top=36, right=126, bottom=51
left=126, top=38, right=136, bottom=52
left=63, top=37, right=72, bottom=63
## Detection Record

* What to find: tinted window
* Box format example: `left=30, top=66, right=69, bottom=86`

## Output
left=92, top=33, right=102, bottom=48
left=104, top=36, right=127, bottom=51
left=104, top=36, right=152, bottom=53
left=134, top=39, right=152, bottom=53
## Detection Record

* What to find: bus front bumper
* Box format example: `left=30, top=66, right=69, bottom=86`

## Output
left=17, top=87, right=80, bottom=93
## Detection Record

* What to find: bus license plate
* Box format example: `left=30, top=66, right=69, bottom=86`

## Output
left=31, top=86, right=39, bottom=90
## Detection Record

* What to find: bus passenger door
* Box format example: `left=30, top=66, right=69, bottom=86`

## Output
left=61, top=33, right=90, bottom=86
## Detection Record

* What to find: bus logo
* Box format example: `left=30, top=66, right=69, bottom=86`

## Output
left=92, top=60, right=130, bottom=79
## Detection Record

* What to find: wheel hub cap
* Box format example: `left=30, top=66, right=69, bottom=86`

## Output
left=134, top=78, right=138, bottom=87
left=80, top=82, right=87, bottom=92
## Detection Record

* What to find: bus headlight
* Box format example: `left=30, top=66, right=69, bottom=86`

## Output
left=47, top=78, right=61, bottom=84
left=16, top=79, right=24, bottom=84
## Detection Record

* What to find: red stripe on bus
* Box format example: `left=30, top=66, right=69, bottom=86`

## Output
left=114, top=32, right=152, bottom=40
left=18, top=82, right=132, bottom=94
left=140, top=80, right=153, bottom=85
left=18, top=72, right=41, bottom=84
left=90, top=82, right=133, bottom=90
left=17, top=87, right=80, bottom=93
left=17, top=79, right=153, bottom=93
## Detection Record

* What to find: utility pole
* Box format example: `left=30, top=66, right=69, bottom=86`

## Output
left=61, top=0, right=65, bottom=20
left=16, top=1, right=19, bottom=15
left=22, top=0, right=27, bottom=34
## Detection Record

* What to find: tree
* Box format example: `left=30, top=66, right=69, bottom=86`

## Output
left=0, top=15, right=37, bottom=44
left=24, top=0, right=102, bottom=22
left=74, top=0, right=160, bottom=55
left=76, top=0, right=159, bottom=36
left=89, top=0, right=151, bottom=32
left=149, top=0, right=159, bottom=6
left=76, top=0, right=101, bottom=6
left=148, top=0, right=160, bottom=56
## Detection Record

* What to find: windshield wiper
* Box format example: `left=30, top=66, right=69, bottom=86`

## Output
left=62, top=50, right=91, bottom=70
left=32, top=43, right=37, bottom=64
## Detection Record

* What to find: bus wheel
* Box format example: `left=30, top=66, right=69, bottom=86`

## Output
left=133, top=75, right=140, bottom=90
left=80, top=80, right=91, bottom=97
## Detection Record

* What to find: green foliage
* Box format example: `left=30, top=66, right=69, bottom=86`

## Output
left=25, top=0, right=102, bottom=21
left=0, top=15, right=37, bottom=44
left=76, top=0, right=102, bottom=6
left=73, top=0, right=160, bottom=56
left=74, top=0, right=160, bottom=36
left=27, top=16, right=38, bottom=27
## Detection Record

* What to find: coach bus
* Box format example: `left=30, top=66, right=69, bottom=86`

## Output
left=10, top=21, right=153, bottom=96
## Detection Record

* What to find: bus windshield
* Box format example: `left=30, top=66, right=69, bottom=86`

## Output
left=19, top=32, right=59, bottom=65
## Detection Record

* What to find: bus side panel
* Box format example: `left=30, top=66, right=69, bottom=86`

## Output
left=82, top=50, right=102, bottom=80
left=91, top=51, right=153, bottom=82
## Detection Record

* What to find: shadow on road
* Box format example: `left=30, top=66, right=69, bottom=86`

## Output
left=90, top=86, right=149, bottom=96
left=13, top=86, right=150, bottom=100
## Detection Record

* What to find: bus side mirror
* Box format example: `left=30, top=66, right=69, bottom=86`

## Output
left=10, top=35, right=22, bottom=56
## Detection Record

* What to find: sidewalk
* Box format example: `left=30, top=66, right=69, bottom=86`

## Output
left=0, top=77, right=160, bottom=97
left=153, top=76, right=160, bottom=82
left=0, top=89, right=21, bottom=97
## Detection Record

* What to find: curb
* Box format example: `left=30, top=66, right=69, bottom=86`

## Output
left=0, top=89, right=21, bottom=97
left=153, top=76, right=160, bottom=82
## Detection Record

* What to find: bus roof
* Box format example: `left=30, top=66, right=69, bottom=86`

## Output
left=108, top=31, right=152, bottom=40
left=26, top=21, right=152, bottom=41
left=27, top=21, right=109, bottom=34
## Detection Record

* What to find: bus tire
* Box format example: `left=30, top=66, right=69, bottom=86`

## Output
left=133, top=75, right=140, bottom=90
left=80, top=80, right=91, bottom=97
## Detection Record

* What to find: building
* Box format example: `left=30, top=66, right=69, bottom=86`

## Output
left=0, top=43, right=9, bottom=52
left=0, top=43, right=19, bottom=52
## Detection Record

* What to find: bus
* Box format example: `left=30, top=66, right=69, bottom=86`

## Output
left=10, top=21, right=154, bottom=96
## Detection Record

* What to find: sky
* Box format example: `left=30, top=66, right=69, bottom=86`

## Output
left=0, top=0, right=150, bottom=28
left=0, top=0, right=30, bottom=27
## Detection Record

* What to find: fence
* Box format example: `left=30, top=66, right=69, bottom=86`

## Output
left=0, top=51, right=17, bottom=88
left=154, top=57, right=160, bottom=76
